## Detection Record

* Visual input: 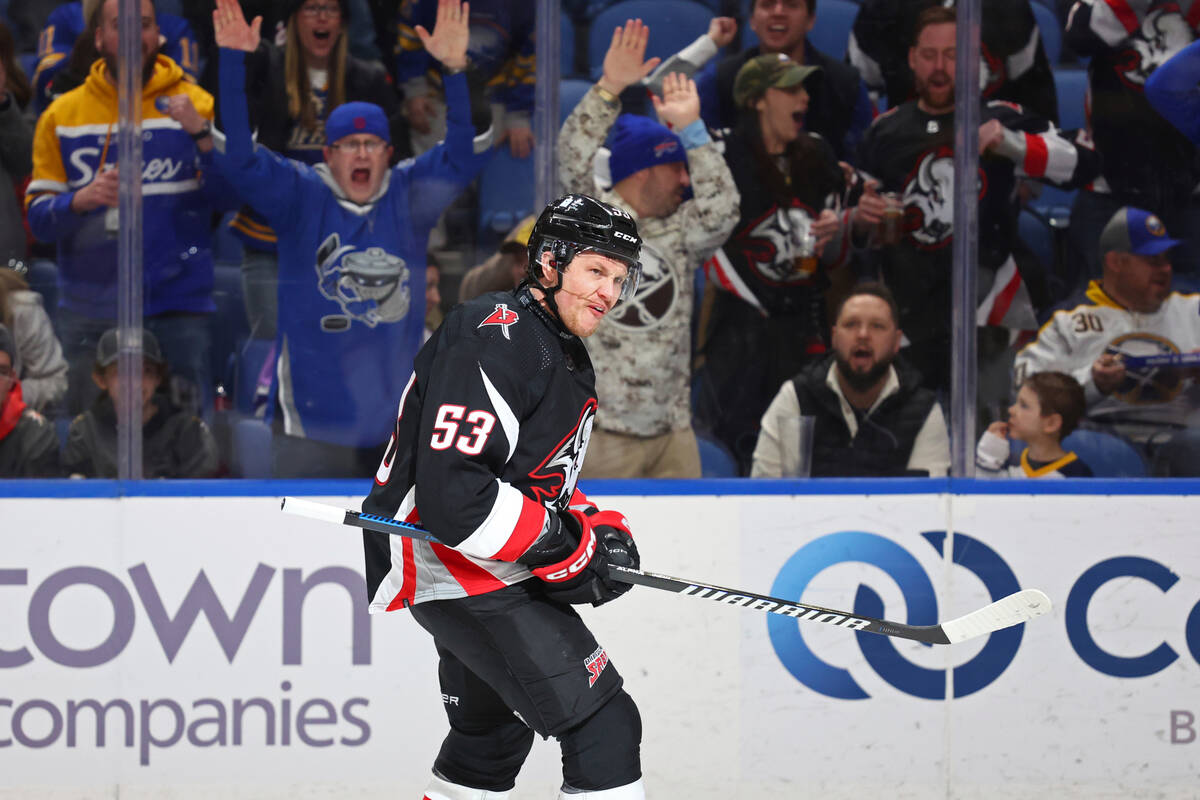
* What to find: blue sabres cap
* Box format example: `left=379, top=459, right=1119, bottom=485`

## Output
left=1099, top=207, right=1182, bottom=257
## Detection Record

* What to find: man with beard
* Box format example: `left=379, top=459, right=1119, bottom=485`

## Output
left=856, top=5, right=1100, bottom=396
left=751, top=283, right=949, bottom=477
left=849, top=0, right=1058, bottom=121
left=558, top=19, right=738, bottom=479
left=197, top=0, right=491, bottom=477
left=27, top=0, right=227, bottom=418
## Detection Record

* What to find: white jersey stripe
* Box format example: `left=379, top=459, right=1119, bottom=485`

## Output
left=453, top=481, right=529, bottom=560
left=480, top=364, right=519, bottom=462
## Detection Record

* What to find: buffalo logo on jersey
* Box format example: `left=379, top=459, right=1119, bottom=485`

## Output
left=1118, top=10, right=1191, bottom=88
left=527, top=399, right=596, bottom=508
left=584, top=646, right=610, bottom=688
left=903, top=146, right=986, bottom=250
left=1105, top=334, right=1187, bottom=404
left=737, top=203, right=822, bottom=285
left=313, top=233, right=412, bottom=330
left=478, top=304, right=520, bottom=339
left=605, top=242, right=677, bottom=331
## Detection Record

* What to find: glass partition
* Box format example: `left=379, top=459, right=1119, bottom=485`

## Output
left=4, top=0, right=1195, bottom=482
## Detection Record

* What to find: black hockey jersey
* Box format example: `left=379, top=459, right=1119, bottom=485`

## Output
left=1065, top=0, right=1200, bottom=210
left=361, top=287, right=600, bottom=610
left=856, top=99, right=1099, bottom=344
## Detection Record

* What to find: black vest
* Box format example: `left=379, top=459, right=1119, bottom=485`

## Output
left=793, top=357, right=937, bottom=477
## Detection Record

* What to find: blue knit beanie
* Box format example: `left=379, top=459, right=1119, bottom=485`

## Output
left=325, top=102, right=390, bottom=146
left=607, top=114, right=686, bottom=186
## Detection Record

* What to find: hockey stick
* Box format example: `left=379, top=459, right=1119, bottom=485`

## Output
left=280, top=496, right=1051, bottom=645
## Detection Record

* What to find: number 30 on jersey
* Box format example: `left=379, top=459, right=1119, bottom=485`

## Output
left=430, top=404, right=497, bottom=456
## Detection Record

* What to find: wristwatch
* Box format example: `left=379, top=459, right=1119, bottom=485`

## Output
left=190, top=122, right=212, bottom=141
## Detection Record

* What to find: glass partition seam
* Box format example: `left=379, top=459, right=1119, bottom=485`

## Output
left=534, top=0, right=561, bottom=210
left=117, top=0, right=145, bottom=480
left=951, top=0, right=982, bottom=478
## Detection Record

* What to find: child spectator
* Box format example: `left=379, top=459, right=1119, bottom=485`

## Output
left=0, top=323, right=59, bottom=478
left=64, top=327, right=218, bottom=478
left=976, top=371, right=1094, bottom=478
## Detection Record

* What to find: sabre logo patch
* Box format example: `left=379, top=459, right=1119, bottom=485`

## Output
left=478, top=304, right=519, bottom=339
left=584, top=646, right=609, bottom=688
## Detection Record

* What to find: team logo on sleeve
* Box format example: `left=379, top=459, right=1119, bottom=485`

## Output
left=478, top=304, right=519, bottom=339
left=1118, top=10, right=1191, bottom=88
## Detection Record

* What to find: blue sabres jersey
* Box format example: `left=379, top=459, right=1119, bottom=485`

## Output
left=213, top=49, right=491, bottom=448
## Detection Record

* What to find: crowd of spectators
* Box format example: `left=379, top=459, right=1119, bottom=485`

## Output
left=1, top=0, right=1198, bottom=480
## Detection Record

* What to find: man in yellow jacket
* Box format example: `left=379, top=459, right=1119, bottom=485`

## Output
left=26, top=0, right=230, bottom=418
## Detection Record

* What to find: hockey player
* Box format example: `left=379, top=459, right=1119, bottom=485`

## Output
left=204, top=0, right=491, bottom=477
left=361, top=194, right=646, bottom=799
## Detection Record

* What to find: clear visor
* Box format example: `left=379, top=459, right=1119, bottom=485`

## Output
left=612, top=259, right=643, bottom=306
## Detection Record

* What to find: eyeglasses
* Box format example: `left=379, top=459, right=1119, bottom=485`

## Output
left=299, top=4, right=341, bottom=18
left=329, top=139, right=387, bottom=154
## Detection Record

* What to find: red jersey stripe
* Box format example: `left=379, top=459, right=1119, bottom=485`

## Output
left=1022, top=132, right=1049, bottom=178
left=491, top=494, right=547, bottom=562
left=432, top=544, right=508, bottom=594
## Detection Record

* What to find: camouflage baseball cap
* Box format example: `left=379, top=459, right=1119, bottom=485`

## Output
left=733, top=53, right=821, bottom=108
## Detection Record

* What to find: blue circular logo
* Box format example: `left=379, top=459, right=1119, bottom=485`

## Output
left=767, top=531, right=1025, bottom=699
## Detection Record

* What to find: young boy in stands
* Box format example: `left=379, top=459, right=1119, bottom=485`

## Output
left=64, top=328, right=218, bottom=478
left=976, top=371, right=1094, bottom=478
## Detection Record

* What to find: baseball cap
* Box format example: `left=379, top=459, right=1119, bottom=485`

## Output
left=1098, top=207, right=1182, bottom=257
left=325, top=102, right=390, bottom=147
left=733, top=53, right=821, bottom=108
left=96, top=328, right=165, bottom=369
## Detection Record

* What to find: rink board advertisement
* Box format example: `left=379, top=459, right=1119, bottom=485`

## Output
left=1, top=488, right=1198, bottom=799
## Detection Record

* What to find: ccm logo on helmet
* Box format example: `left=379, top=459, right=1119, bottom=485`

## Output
left=544, top=531, right=597, bottom=581
left=613, top=231, right=638, bottom=243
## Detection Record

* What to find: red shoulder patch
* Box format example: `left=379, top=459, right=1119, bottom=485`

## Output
left=478, top=304, right=519, bottom=340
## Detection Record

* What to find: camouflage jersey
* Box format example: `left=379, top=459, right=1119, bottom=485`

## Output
left=557, top=84, right=739, bottom=437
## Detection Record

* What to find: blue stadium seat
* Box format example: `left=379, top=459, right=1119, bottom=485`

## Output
left=1064, top=430, right=1146, bottom=477
left=696, top=430, right=739, bottom=477
left=1008, top=429, right=1147, bottom=477
left=808, top=0, right=859, bottom=62
left=1031, top=0, right=1062, bottom=65
left=477, top=148, right=535, bottom=239
left=1053, top=68, right=1088, bottom=131
left=1018, top=209, right=1055, bottom=275
left=560, top=78, right=593, bottom=124
left=588, top=0, right=712, bottom=80
left=232, top=418, right=273, bottom=478
left=562, top=12, right=579, bottom=77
